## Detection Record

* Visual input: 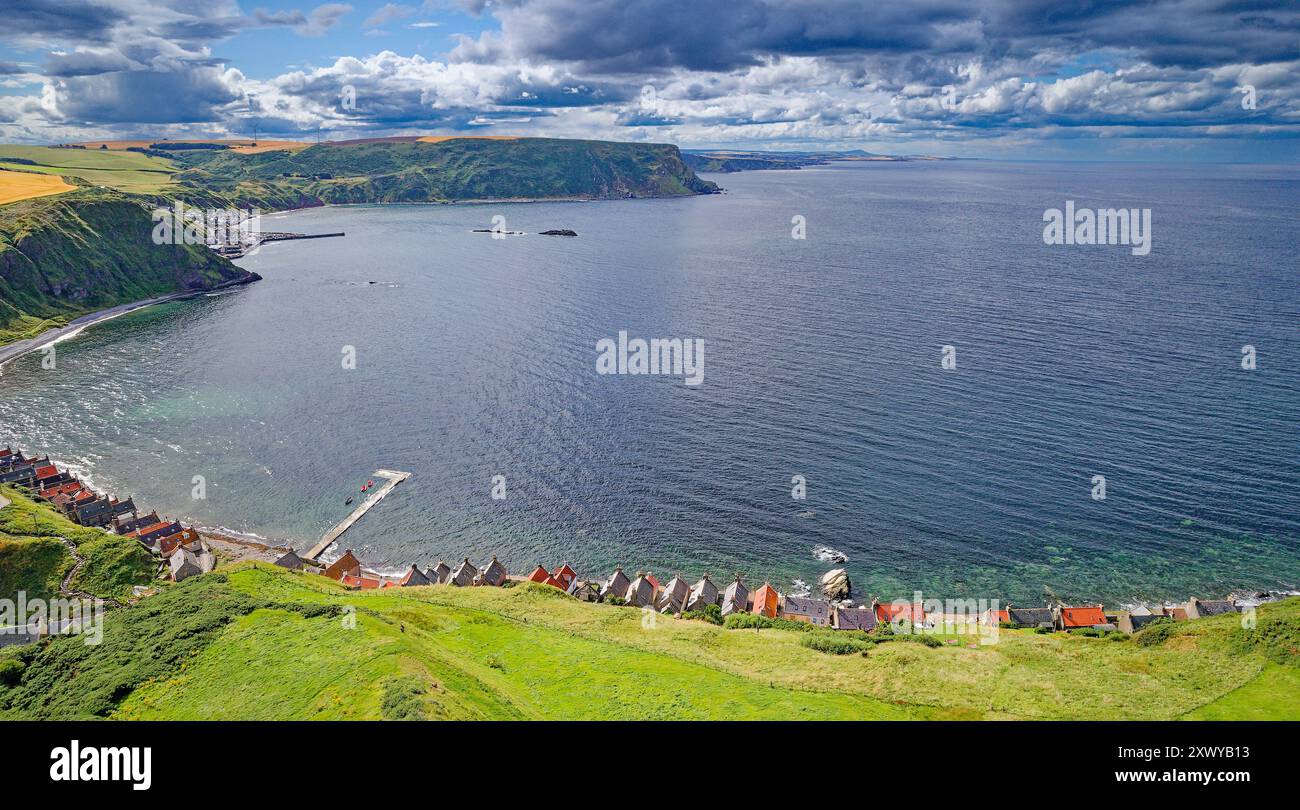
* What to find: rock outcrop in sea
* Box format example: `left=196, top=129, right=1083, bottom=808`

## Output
left=820, top=568, right=851, bottom=600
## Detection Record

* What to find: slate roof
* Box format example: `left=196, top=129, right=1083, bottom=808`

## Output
left=686, top=574, right=719, bottom=612
left=624, top=574, right=654, bottom=608
left=1191, top=599, right=1238, bottom=617
left=721, top=576, right=749, bottom=616
left=399, top=564, right=431, bottom=586
left=273, top=550, right=305, bottom=570
left=603, top=567, right=631, bottom=599
left=448, top=558, right=478, bottom=587
left=479, top=556, right=508, bottom=587
left=656, top=575, right=690, bottom=613
left=1007, top=606, right=1054, bottom=627
left=783, top=595, right=831, bottom=622
left=1128, top=613, right=1169, bottom=632
left=834, top=606, right=877, bottom=631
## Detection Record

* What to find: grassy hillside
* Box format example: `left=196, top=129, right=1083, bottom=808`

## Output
left=2, top=559, right=1294, bottom=720
left=171, top=137, right=719, bottom=208
left=0, top=188, right=258, bottom=343
left=0, top=487, right=155, bottom=604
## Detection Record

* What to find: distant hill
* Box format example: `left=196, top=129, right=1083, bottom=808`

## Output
left=0, top=136, right=715, bottom=347
left=0, top=189, right=258, bottom=343
left=684, top=148, right=953, bottom=172
left=170, top=137, right=719, bottom=209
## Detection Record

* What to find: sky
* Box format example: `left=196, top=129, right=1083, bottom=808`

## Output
left=0, top=0, right=1297, bottom=160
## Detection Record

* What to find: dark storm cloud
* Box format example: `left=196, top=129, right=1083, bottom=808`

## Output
left=456, top=0, right=974, bottom=72
left=56, top=68, right=242, bottom=124
left=457, top=0, right=1300, bottom=73
left=44, top=50, right=134, bottom=77
left=0, top=0, right=128, bottom=44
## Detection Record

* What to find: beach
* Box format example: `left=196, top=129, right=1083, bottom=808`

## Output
left=0, top=276, right=259, bottom=372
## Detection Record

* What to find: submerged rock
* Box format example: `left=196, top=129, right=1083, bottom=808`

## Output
left=820, top=568, right=851, bottom=600
left=813, top=544, right=847, bottom=563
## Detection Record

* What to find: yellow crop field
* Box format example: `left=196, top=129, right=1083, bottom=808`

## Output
left=0, top=168, right=75, bottom=205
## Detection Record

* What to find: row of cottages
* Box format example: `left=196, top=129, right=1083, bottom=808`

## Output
left=983, top=598, right=1242, bottom=634
left=980, top=604, right=1110, bottom=632
left=315, top=550, right=512, bottom=590
left=1114, top=598, right=1241, bottom=634
left=2, top=447, right=213, bottom=582
left=271, top=538, right=1250, bottom=634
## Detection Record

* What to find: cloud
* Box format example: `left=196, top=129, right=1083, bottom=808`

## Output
left=0, top=0, right=1296, bottom=158
left=364, top=3, right=417, bottom=29
left=297, top=3, right=354, bottom=36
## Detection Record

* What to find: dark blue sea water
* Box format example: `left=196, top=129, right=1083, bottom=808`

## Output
left=2, top=161, right=1297, bottom=603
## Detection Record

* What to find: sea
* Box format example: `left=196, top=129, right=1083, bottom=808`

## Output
left=1, top=160, right=1297, bottom=604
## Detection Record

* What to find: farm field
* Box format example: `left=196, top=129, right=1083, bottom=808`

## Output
left=0, top=168, right=73, bottom=205
left=0, top=145, right=176, bottom=194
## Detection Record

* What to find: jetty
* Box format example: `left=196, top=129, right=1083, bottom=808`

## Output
left=212, top=231, right=345, bottom=259
left=304, top=469, right=411, bottom=561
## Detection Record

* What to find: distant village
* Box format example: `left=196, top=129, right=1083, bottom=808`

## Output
left=1, top=443, right=1257, bottom=637
left=1, top=446, right=214, bottom=584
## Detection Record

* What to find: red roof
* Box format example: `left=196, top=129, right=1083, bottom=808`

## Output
left=324, top=550, right=362, bottom=581
left=646, top=573, right=661, bottom=590
left=341, top=573, right=383, bottom=589
left=42, top=482, right=82, bottom=497
left=544, top=576, right=565, bottom=590
left=1060, top=605, right=1107, bottom=628
left=874, top=602, right=925, bottom=624
left=553, top=563, right=577, bottom=587
left=527, top=565, right=551, bottom=583
left=34, top=465, right=59, bottom=479
left=126, top=521, right=171, bottom=538
left=158, top=528, right=198, bottom=555
left=752, top=583, right=779, bottom=618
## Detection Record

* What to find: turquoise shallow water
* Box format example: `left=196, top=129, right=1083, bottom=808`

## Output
left=1, top=161, right=1297, bottom=603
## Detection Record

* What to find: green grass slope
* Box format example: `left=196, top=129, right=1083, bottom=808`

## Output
left=172, top=137, right=719, bottom=208
left=0, top=188, right=258, bottom=343
left=2, top=561, right=1295, bottom=720
left=0, top=487, right=156, bottom=604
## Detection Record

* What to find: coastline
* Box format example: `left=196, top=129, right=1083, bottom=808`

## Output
left=0, top=274, right=259, bottom=372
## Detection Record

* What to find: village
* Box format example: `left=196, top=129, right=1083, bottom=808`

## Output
left=1, top=444, right=1254, bottom=639
left=286, top=546, right=1247, bottom=636
left=1, top=446, right=215, bottom=584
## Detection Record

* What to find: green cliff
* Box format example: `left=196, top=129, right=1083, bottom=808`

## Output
left=0, top=189, right=258, bottom=343
left=172, top=137, right=719, bottom=208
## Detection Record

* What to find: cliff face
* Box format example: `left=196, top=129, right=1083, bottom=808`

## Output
left=0, top=190, right=257, bottom=340
left=173, top=137, right=720, bottom=208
